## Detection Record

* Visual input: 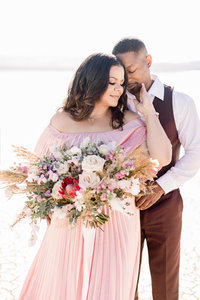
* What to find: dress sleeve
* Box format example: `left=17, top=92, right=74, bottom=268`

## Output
left=34, top=125, right=62, bottom=157
left=120, top=119, right=146, bottom=155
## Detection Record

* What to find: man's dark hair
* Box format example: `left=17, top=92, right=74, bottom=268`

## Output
left=62, top=53, right=128, bottom=129
left=112, top=38, right=146, bottom=55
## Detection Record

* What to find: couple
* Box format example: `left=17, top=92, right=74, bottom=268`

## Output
left=19, top=38, right=200, bottom=300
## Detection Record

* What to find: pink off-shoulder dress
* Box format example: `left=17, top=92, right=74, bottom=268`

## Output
left=19, top=118, right=146, bottom=300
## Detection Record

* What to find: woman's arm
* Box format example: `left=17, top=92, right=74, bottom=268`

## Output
left=134, top=84, right=172, bottom=166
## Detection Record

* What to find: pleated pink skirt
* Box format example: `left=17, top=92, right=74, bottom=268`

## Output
left=19, top=204, right=140, bottom=300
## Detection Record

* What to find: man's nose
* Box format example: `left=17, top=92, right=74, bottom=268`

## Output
left=127, top=73, right=133, bottom=81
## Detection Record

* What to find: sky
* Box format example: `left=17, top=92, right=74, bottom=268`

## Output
left=0, top=0, right=200, bottom=65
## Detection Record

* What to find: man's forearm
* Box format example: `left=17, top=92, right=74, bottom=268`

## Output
left=156, top=151, right=200, bottom=194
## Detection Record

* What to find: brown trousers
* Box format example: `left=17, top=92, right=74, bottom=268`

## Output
left=135, top=189, right=183, bottom=300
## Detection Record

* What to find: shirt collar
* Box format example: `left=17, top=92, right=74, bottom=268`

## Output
left=126, top=74, right=165, bottom=101
left=148, top=74, right=164, bottom=101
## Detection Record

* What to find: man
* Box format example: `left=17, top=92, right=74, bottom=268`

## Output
left=112, top=38, right=200, bottom=300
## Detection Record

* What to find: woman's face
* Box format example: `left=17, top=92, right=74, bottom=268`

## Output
left=99, top=65, right=125, bottom=107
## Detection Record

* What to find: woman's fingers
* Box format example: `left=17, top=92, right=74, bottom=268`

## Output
left=139, top=83, right=148, bottom=101
left=133, top=98, right=140, bottom=107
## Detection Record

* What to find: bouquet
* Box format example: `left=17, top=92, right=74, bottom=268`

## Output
left=0, top=138, right=159, bottom=236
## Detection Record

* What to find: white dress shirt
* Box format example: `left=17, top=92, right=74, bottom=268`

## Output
left=127, top=75, right=200, bottom=194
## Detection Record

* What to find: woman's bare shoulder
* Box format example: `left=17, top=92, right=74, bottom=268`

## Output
left=124, top=110, right=140, bottom=124
left=50, top=111, right=72, bottom=132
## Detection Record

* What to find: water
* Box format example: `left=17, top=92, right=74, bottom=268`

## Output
left=0, top=70, right=200, bottom=299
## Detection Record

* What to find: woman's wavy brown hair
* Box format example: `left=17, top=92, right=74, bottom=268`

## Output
left=62, top=53, right=128, bottom=129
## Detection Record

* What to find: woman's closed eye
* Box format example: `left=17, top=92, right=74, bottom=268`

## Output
left=109, top=82, right=125, bottom=87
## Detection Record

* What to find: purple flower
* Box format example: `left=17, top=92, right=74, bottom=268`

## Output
left=44, top=190, right=51, bottom=197
left=47, top=164, right=54, bottom=171
left=122, top=161, right=135, bottom=170
left=105, top=151, right=115, bottom=161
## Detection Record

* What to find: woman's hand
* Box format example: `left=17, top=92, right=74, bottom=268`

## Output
left=135, top=84, right=172, bottom=166
left=133, top=83, right=156, bottom=117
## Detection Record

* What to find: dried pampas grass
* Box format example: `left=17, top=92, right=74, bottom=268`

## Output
left=11, top=145, right=39, bottom=165
left=0, top=170, right=27, bottom=186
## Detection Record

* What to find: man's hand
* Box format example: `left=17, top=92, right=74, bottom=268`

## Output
left=135, top=182, right=165, bottom=210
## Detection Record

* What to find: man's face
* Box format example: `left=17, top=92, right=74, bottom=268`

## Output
left=117, top=50, right=152, bottom=95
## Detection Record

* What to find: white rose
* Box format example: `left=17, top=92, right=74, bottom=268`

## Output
left=74, top=200, right=86, bottom=212
left=98, top=141, right=116, bottom=155
left=27, top=166, right=39, bottom=182
left=82, top=155, right=105, bottom=173
left=98, top=144, right=110, bottom=155
left=52, top=181, right=62, bottom=199
left=79, top=172, right=101, bottom=189
left=117, top=179, right=131, bottom=191
left=38, top=174, right=48, bottom=184
left=56, top=161, right=69, bottom=175
left=71, top=156, right=80, bottom=166
left=80, top=137, right=90, bottom=148
left=66, top=146, right=81, bottom=155
left=49, top=145, right=63, bottom=159
left=48, top=170, right=59, bottom=182
left=129, top=178, right=140, bottom=196
left=67, top=156, right=80, bottom=166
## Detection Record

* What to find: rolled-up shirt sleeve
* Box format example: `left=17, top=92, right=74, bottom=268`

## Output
left=156, top=91, right=200, bottom=194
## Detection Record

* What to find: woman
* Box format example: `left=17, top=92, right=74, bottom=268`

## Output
left=19, top=53, right=171, bottom=300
